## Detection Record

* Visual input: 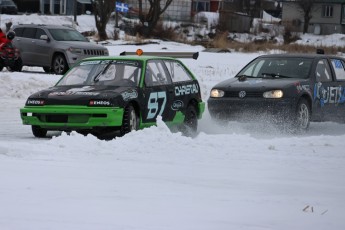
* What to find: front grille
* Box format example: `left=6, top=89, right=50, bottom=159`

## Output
left=83, top=49, right=106, bottom=56
left=225, top=91, right=263, bottom=98
left=46, top=115, right=68, bottom=123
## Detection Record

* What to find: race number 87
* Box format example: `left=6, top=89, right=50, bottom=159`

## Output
left=147, top=91, right=167, bottom=119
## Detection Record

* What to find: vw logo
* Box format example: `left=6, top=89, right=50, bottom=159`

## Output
left=239, top=91, right=246, bottom=98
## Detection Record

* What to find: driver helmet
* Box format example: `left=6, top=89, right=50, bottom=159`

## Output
left=6, top=31, right=15, bottom=40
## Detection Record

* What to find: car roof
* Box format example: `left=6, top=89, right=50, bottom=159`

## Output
left=12, top=24, right=75, bottom=30
left=257, top=53, right=345, bottom=60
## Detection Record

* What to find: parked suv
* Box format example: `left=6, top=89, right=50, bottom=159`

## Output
left=12, top=24, right=109, bottom=74
left=0, top=0, right=18, bottom=14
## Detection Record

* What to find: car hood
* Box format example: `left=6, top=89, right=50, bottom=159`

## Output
left=213, top=77, right=306, bottom=91
left=28, top=85, right=138, bottom=106
left=58, top=41, right=107, bottom=50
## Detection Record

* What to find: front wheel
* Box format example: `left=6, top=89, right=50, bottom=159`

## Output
left=32, top=125, right=47, bottom=138
left=52, top=54, right=68, bottom=75
left=120, top=105, right=139, bottom=136
left=288, top=98, right=311, bottom=133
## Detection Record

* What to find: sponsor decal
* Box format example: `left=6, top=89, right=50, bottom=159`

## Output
left=89, top=100, right=111, bottom=106
left=27, top=99, right=45, bottom=105
left=80, top=60, right=101, bottom=65
left=121, top=90, right=138, bottom=101
left=171, top=100, right=184, bottom=110
left=175, top=84, right=199, bottom=96
left=295, top=83, right=311, bottom=93
left=313, top=82, right=345, bottom=106
left=115, top=60, right=139, bottom=66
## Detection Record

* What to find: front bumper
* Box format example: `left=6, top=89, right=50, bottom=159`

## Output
left=20, top=105, right=124, bottom=130
left=207, top=97, right=297, bottom=121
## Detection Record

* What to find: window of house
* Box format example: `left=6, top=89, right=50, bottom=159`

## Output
left=192, top=1, right=210, bottom=12
left=322, top=5, right=333, bottom=17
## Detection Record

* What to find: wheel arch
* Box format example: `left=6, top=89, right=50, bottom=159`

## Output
left=187, top=98, right=199, bottom=116
left=298, top=93, right=312, bottom=114
left=52, top=51, right=69, bottom=68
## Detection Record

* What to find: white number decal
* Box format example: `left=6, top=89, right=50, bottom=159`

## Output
left=147, top=91, right=167, bottom=119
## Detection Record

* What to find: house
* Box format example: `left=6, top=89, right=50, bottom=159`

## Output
left=280, top=0, right=345, bottom=35
left=13, top=0, right=91, bottom=15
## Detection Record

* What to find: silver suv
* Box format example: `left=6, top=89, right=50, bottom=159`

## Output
left=12, top=24, right=109, bottom=74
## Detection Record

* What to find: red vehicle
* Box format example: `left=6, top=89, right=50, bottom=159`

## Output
left=0, top=29, right=22, bottom=72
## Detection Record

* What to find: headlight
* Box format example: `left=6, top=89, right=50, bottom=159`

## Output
left=68, top=47, right=83, bottom=54
left=26, top=99, right=45, bottom=106
left=263, top=90, right=283, bottom=98
left=210, top=89, right=225, bottom=98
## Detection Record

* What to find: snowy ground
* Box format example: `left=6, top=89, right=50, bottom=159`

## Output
left=0, top=14, right=345, bottom=230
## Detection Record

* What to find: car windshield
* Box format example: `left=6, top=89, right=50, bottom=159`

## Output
left=56, top=60, right=142, bottom=87
left=48, top=28, right=88, bottom=42
left=237, top=57, right=313, bottom=79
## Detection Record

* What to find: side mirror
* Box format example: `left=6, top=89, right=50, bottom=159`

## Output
left=40, top=35, right=50, bottom=41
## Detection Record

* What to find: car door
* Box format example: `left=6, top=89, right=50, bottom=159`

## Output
left=164, top=59, right=200, bottom=115
left=142, top=59, right=175, bottom=123
left=329, top=58, right=345, bottom=121
left=13, top=27, right=37, bottom=65
left=31, top=28, right=51, bottom=66
left=313, top=58, right=338, bottom=120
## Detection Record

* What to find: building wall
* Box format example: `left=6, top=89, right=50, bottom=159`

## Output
left=127, top=0, right=192, bottom=22
left=281, top=2, right=343, bottom=34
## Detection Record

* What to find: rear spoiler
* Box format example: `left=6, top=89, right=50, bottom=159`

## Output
left=120, top=50, right=199, bottom=60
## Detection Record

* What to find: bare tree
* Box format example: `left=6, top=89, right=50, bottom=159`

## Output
left=295, top=0, right=318, bottom=34
left=138, top=0, right=173, bottom=37
left=91, top=0, right=116, bottom=41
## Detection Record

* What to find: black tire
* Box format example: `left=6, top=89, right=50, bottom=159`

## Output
left=52, top=54, right=68, bottom=75
left=180, top=104, right=198, bottom=137
left=291, top=98, right=311, bottom=133
left=32, top=125, right=47, bottom=138
left=7, top=58, right=23, bottom=72
left=43, top=67, right=52, bottom=73
left=120, top=105, right=139, bottom=136
left=0, top=60, right=4, bottom=71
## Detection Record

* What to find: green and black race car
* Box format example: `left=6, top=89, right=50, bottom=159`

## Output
left=20, top=50, right=205, bottom=138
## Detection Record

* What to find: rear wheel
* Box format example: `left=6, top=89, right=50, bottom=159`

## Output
left=52, top=54, right=68, bottom=75
left=180, top=104, right=198, bottom=137
left=32, top=125, right=47, bottom=138
left=120, top=105, right=139, bottom=136
left=7, top=58, right=23, bottom=72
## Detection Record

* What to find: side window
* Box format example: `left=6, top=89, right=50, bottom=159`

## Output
left=13, top=28, right=23, bottom=37
left=315, top=59, right=332, bottom=82
left=35, top=28, right=46, bottom=39
left=331, top=59, right=345, bottom=81
left=165, top=60, right=192, bottom=82
left=145, top=60, right=171, bottom=87
left=22, top=28, right=37, bottom=39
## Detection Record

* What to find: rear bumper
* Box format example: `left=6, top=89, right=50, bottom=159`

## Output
left=20, top=105, right=124, bottom=130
